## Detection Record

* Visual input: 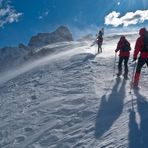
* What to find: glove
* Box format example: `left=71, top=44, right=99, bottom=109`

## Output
left=133, top=57, right=137, bottom=62
left=115, top=49, right=118, bottom=53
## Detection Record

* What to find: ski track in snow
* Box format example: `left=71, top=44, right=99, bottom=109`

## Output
left=0, top=39, right=147, bottom=148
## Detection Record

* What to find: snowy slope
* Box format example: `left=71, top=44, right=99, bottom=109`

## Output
left=0, top=35, right=147, bottom=148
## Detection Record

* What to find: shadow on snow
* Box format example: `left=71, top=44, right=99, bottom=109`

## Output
left=95, top=78, right=126, bottom=139
left=129, top=90, right=148, bottom=148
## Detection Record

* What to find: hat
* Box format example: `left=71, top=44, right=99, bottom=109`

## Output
left=139, top=28, right=146, bottom=36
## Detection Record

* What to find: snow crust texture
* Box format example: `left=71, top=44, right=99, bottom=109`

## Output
left=0, top=36, right=147, bottom=148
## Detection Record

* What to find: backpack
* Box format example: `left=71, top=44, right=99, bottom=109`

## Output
left=97, top=36, right=103, bottom=44
left=142, top=31, right=148, bottom=52
left=121, top=41, right=130, bottom=51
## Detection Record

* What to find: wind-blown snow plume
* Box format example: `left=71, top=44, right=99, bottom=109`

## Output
left=105, top=10, right=148, bottom=27
left=0, top=0, right=22, bottom=27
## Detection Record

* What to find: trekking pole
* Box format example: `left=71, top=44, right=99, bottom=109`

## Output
left=129, top=61, right=137, bottom=111
left=113, top=52, right=117, bottom=76
left=129, top=61, right=137, bottom=93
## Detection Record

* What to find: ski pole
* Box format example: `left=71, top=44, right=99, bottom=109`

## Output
left=90, top=38, right=97, bottom=47
left=113, top=52, right=117, bottom=76
left=129, top=61, right=137, bottom=93
left=129, top=61, right=137, bottom=110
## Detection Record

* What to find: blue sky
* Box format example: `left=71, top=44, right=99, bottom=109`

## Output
left=0, top=0, right=148, bottom=47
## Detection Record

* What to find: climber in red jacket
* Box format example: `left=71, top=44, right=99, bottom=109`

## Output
left=115, top=35, right=131, bottom=79
left=133, top=27, right=148, bottom=87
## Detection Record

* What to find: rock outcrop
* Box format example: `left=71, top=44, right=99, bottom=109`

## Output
left=28, top=26, right=73, bottom=48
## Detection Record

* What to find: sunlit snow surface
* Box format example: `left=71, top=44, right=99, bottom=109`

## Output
left=0, top=34, right=147, bottom=148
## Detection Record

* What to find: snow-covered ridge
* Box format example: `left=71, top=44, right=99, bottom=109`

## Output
left=0, top=41, right=90, bottom=84
left=0, top=30, right=139, bottom=73
left=105, top=32, right=138, bottom=42
left=0, top=26, right=74, bottom=72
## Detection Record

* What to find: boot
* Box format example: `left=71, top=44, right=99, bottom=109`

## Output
left=133, top=72, right=140, bottom=88
left=123, top=73, right=128, bottom=79
left=117, top=71, right=122, bottom=77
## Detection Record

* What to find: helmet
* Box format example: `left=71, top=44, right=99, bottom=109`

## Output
left=139, top=28, right=146, bottom=36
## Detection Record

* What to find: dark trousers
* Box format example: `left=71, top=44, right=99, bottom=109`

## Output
left=98, top=43, right=102, bottom=53
left=136, top=58, right=148, bottom=73
left=118, top=56, right=129, bottom=75
left=134, top=58, right=148, bottom=85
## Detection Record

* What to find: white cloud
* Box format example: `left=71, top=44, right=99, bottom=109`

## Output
left=105, top=10, right=148, bottom=27
left=0, top=0, right=23, bottom=27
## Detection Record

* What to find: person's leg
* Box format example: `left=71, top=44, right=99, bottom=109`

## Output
left=133, top=58, right=145, bottom=86
left=100, top=47, right=102, bottom=53
left=100, top=43, right=102, bottom=52
left=117, top=57, right=123, bottom=76
left=124, top=57, right=129, bottom=78
left=98, top=43, right=100, bottom=53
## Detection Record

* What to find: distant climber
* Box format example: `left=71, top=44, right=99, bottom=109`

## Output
left=96, top=31, right=103, bottom=53
left=90, top=28, right=104, bottom=53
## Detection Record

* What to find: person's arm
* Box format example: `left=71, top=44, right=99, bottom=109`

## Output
left=115, top=41, right=120, bottom=52
left=133, top=38, right=142, bottom=59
